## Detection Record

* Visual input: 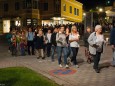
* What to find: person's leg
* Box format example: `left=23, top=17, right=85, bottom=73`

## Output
left=63, top=47, right=68, bottom=65
left=71, top=47, right=78, bottom=65
left=93, top=52, right=101, bottom=69
left=47, top=43, right=51, bottom=57
left=51, top=46, right=55, bottom=61
left=14, top=46, right=17, bottom=56
left=41, top=49, right=45, bottom=59
left=36, top=49, right=39, bottom=58
left=112, top=49, right=115, bottom=66
left=11, top=45, right=14, bottom=56
left=27, top=41, right=31, bottom=55
left=31, top=41, right=35, bottom=55
left=57, top=46, right=62, bottom=65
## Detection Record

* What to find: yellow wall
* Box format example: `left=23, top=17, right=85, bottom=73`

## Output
left=61, top=0, right=83, bottom=22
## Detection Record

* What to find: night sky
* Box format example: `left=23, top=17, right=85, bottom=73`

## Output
left=77, top=0, right=114, bottom=11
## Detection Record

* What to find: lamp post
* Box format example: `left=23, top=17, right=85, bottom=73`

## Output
left=90, top=8, right=103, bottom=31
left=83, top=13, right=87, bottom=32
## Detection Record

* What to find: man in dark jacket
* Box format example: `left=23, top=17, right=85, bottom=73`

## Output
left=51, top=28, right=58, bottom=62
left=110, top=21, right=115, bottom=66
left=34, top=30, right=45, bottom=59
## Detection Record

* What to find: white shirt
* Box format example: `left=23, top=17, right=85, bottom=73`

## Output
left=69, top=33, right=80, bottom=47
left=95, top=35, right=104, bottom=47
left=46, top=33, right=52, bottom=43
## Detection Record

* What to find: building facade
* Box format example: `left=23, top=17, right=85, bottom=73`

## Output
left=0, top=0, right=40, bottom=33
left=0, top=0, right=83, bottom=33
left=41, top=0, right=83, bottom=25
left=105, top=1, right=115, bottom=23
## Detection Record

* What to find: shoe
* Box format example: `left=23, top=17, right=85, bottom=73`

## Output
left=37, top=57, right=40, bottom=59
left=75, top=65, right=79, bottom=68
left=65, top=65, right=69, bottom=68
left=42, top=57, right=45, bottom=59
left=59, top=64, right=63, bottom=68
left=95, top=69, right=100, bottom=73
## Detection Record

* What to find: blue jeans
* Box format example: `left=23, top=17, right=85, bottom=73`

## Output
left=57, top=46, right=68, bottom=65
left=112, top=49, right=115, bottom=66
left=51, top=46, right=57, bottom=61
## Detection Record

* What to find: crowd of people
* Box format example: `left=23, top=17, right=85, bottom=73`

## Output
left=6, top=22, right=115, bottom=73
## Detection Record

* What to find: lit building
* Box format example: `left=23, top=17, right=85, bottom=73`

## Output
left=0, top=0, right=83, bottom=33
left=0, top=0, right=40, bottom=33
left=105, top=1, right=115, bottom=22
left=40, top=0, right=83, bottom=25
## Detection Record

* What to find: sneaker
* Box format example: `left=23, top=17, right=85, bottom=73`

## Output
left=75, top=65, right=79, bottom=68
left=65, top=65, right=69, bottom=68
left=59, top=64, right=63, bottom=68
left=95, top=69, right=100, bottom=73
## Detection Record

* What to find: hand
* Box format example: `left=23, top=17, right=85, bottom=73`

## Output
left=93, top=44, right=99, bottom=48
left=111, top=45, right=115, bottom=49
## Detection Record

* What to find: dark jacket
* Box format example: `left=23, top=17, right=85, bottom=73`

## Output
left=84, top=32, right=91, bottom=48
left=110, top=28, right=115, bottom=45
left=51, top=32, right=57, bottom=46
left=34, top=35, right=44, bottom=49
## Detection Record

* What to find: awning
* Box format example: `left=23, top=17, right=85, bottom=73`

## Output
left=106, top=10, right=115, bottom=17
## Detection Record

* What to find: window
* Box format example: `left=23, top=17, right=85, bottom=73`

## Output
left=44, top=3, right=48, bottom=11
left=26, top=19, right=32, bottom=25
left=77, top=9, right=79, bottom=16
left=4, top=3, right=8, bottom=12
left=33, top=0, right=38, bottom=9
left=26, top=0, right=32, bottom=9
left=23, top=0, right=26, bottom=9
left=63, top=4, right=66, bottom=11
left=74, top=8, right=79, bottom=16
left=70, top=6, right=72, bottom=13
left=23, top=0, right=32, bottom=9
left=15, top=2, right=20, bottom=10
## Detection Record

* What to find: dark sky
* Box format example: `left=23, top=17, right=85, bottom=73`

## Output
left=77, top=0, right=114, bottom=11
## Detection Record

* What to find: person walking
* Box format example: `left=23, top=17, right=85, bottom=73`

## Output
left=46, top=29, right=52, bottom=57
left=11, top=34, right=17, bottom=56
left=26, top=28, right=35, bottom=55
left=83, top=27, right=92, bottom=63
left=56, top=26, right=69, bottom=68
left=51, top=28, right=58, bottom=62
left=88, top=25, right=104, bottom=73
left=34, top=30, right=45, bottom=59
left=110, top=22, right=115, bottom=67
left=69, top=25, right=80, bottom=68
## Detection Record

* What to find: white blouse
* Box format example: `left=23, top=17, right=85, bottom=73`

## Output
left=69, top=33, right=80, bottom=48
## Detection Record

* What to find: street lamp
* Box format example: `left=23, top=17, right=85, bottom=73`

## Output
left=99, top=8, right=103, bottom=12
left=83, top=13, right=86, bottom=32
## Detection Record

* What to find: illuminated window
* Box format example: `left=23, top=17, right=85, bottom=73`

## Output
left=70, top=6, right=72, bottom=13
left=74, top=8, right=79, bottom=16
left=63, top=4, right=66, bottom=11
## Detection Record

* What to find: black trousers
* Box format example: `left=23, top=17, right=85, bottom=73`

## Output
left=46, top=43, right=52, bottom=57
left=93, top=52, right=101, bottom=69
left=11, top=45, right=17, bottom=56
left=27, top=41, right=34, bottom=55
left=71, top=47, right=79, bottom=65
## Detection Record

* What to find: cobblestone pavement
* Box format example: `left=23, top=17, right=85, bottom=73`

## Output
left=0, top=42, right=115, bottom=86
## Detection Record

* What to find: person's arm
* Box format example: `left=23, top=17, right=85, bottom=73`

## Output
left=88, top=33, right=95, bottom=46
left=69, top=34, right=79, bottom=43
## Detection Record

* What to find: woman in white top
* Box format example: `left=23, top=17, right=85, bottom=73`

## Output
left=69, top=25, right=80, bottom=68
left=88, top=25, right=104, bottom=73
